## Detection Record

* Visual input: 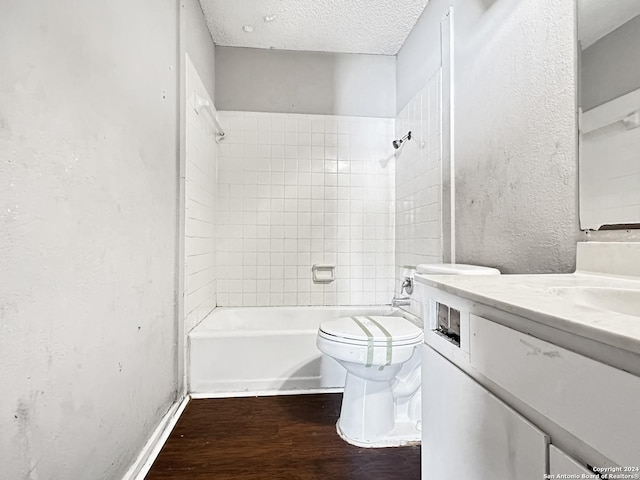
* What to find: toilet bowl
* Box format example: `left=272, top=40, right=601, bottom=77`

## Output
left=316, top=315, right=423, bottom=448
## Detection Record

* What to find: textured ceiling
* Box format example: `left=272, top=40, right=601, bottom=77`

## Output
left=199, top=0, right=430, bottom=55
left=578, top=0, right=640, bottom=48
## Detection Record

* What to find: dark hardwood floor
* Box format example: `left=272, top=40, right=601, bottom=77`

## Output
left=146, top=393, right=421, bottom=480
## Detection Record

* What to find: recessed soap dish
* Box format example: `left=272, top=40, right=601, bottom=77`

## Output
left=312, top=264, right=335, bottom=284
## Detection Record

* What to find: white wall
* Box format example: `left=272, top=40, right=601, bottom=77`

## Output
left=0, top=1, right=179, bottom=479
left=184, top=0, right=216, bottom=98
left=215, top=47, right=396, bottom=118
left=185, top=57, right=218, bottom=334
left=397, top=0, right=578, bottom=273
left=395, top=71, right=443, bottom=316
left=581, top=13, right=640, bottom=111
left=216, top=111, right=395, bottom=306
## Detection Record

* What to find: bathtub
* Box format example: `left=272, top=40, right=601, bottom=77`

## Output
left=189, top=305, right=419, bottom=397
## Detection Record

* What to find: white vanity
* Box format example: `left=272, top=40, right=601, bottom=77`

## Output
left=416, top=242, right=640, bottom=479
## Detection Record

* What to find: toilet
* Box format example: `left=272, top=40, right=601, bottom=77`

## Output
left=317, top=264, right=501, bottom=448
left=316, top=315, right=423, bottom=448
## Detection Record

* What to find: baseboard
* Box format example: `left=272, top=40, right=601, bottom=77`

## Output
left=190, top=387, right=344, bottom=399
left=122, top=395, right=190, bottom=480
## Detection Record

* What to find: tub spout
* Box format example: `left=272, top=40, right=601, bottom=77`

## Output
left=391, top=296, right=411, bottom=307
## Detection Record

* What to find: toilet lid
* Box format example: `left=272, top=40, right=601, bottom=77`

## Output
left=319, top=316, right=422, bottom=345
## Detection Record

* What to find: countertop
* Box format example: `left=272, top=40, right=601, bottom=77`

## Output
left=415, top=272, right=640, bottom=355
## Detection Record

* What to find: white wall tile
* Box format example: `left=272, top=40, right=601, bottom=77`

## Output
left=395, top=72, right=443, bottom=316
left=185, top=62, right=218, bottom=332
left=217, top=111, right=395, bottom=306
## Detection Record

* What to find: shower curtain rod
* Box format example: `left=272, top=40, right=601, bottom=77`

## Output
left=194, top=92, right=226, bottom=142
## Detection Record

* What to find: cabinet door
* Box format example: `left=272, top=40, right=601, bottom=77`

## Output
left=469, top=315, right=640, bottom=466
left=549, top=445, right=594, bottom=476
left=422, top=345, right=548, bottom=480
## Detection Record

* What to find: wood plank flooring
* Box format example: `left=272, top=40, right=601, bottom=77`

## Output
left=146, top=393, right=420, bottom=480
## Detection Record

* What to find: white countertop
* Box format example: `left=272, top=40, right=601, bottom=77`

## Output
left=415, top=272, right=640, bottom=355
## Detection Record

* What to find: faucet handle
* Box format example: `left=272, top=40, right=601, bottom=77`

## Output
left=401, top=277, right=414, bottom=295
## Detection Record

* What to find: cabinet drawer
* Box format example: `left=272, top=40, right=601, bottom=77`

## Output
left=469, top=315, right=640, bottom=467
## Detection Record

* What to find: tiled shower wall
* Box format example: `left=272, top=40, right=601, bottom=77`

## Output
left=395, top=71, right=443, bottom=315
left=216, top=111, right=396, bottom=306
left=184, top=58, right=217, bottom=333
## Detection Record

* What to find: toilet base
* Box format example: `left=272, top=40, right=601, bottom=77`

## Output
left=336, top=370, right=421, bottom=448
left=337, top=420, right=421, bottom=448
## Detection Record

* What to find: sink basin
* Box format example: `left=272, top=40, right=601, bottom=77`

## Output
left=546, top=287, right=640, bottom=317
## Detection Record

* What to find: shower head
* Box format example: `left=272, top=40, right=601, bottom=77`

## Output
left=392, top=131, right=412, bottom=149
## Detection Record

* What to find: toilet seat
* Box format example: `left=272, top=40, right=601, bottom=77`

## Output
left=318, top=315, right=423, bottom=346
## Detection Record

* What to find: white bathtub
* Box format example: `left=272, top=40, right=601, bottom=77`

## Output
left=189, top=305, right=418, bottom=396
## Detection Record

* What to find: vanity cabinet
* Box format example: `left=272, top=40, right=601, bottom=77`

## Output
left=419, top=284, right=640, bottom=479
left=469, top=315, right=640, bottom=468
left=421, top=344, right=548, bottom=479
left=549, top=445, right=595, bottom=476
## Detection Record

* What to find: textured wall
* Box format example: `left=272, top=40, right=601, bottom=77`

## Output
left=215, top=47, right=396, bottom=118
left=216, top=111, right=395, bottom=306
left=398, top=0, right=578, bottom=273
left=0, top=1, right=179, bottom=478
